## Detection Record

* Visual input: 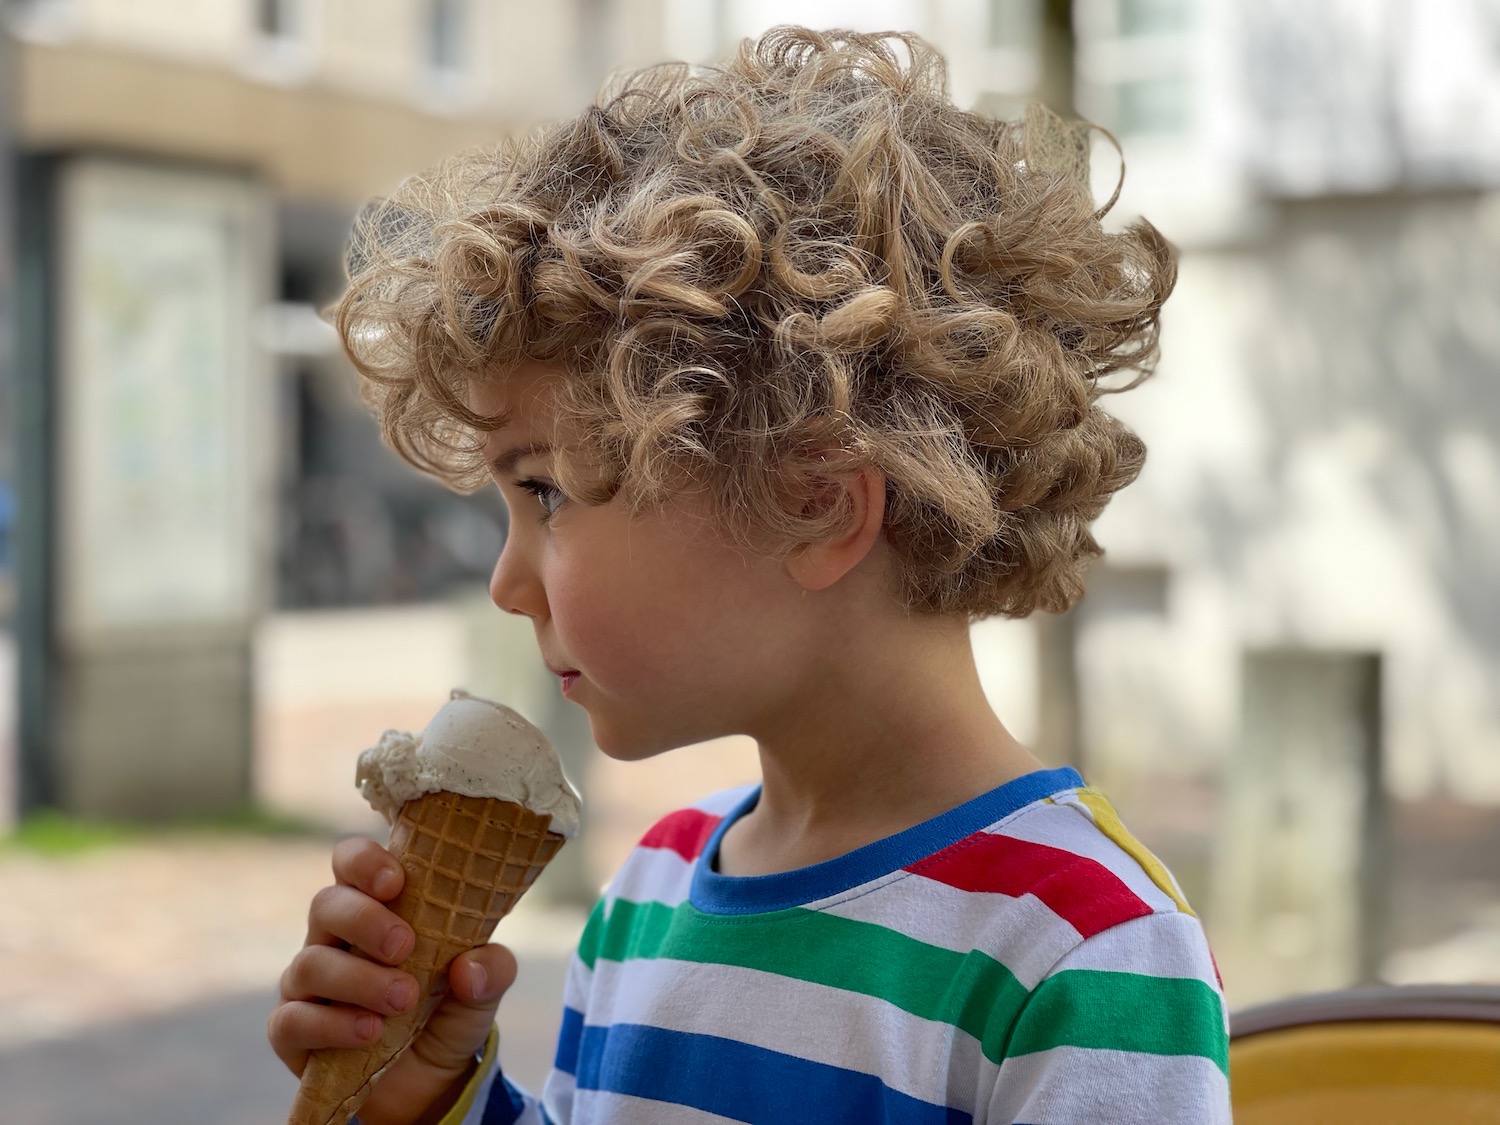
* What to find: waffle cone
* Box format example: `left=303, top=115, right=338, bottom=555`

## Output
left=287, top=790, right=566, bottom=1125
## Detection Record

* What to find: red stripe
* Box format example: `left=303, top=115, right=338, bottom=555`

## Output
left=638, top=808, right=723, bottom=862
left=906, top=830, right=1154, bottom=938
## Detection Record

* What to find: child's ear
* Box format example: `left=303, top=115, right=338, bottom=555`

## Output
left=784, top=464, right=887, bottom=593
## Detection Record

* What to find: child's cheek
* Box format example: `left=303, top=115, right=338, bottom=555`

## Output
left=546, top=564, right=648, bottom=684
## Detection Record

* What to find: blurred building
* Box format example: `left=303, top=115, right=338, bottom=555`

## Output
left=2, top=0, right=1498, bottom=1002
left=1054, top=0, right=1500, bottom=1006
left=1, top=0, right=675, bottom=827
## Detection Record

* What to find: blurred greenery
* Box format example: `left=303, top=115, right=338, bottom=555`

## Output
left=0, top=805, right=328, bottom=856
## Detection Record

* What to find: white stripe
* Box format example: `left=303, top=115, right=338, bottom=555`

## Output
left=571, top=1088, right=746, bottom=1124
left=512, top=1101, right=551, bottom=1125
left=582, top=956, right=983, bottom=1115
left=988, top=804, right=1182, bottom=917
left=987, top=1045, right=1231, bottom=1124
left=800, top=864, right=911, bottom=910
left=541, top=1067, right=576, bottom=1124
left=560, top=951, right=594, bottom=1013
left=1053, top=911, right=1222, bottom=991
left=816, top=872, right=1081, bottom=990
left=687, top=783, right=758, bottom=817
left=603, top=845, right=695, bottom=910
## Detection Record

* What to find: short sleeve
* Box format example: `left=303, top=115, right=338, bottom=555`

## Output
left=985, top=910, right=1231, bottom=1125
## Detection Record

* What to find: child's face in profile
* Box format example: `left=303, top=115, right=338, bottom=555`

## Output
left=477, top=361, right=814, bottom=761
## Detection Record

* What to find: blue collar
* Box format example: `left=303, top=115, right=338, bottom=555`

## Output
left=689, top=766, right=1085, bottom=915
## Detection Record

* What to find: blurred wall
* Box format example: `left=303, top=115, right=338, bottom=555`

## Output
left=9, top=0, right=669, bottom=207
left=1066, top=0, right=1500, bottom=1005
left=3, top=0, right=1498, bottom=1005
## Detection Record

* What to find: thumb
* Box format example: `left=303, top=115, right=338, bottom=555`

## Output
left=412, top=944, right=519, bottom=1072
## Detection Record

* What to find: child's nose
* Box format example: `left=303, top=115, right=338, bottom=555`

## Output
left=488, top=535, right=546, bottom=619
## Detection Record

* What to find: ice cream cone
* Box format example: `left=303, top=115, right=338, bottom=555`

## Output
left=287, top=790, right=566, bottom=1125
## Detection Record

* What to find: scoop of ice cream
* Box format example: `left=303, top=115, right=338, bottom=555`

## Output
left=355, top=689, right=582, bottom=838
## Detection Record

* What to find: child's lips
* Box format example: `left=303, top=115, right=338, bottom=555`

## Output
left=547, top=663, right=581, bottom=694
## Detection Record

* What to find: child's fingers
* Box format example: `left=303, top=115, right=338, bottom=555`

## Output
left=267, top=998, right=385, bottom=1076
left=448, top=943, right=519, bottom=1006
left=280, top=943, right=419, bottom=1019
left=332, top=836, right=405, bottom=900
left=305, top=883, right=413, bottom=964
left=409, top=945, right=520, bottom=1072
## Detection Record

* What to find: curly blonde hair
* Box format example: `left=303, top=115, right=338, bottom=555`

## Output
left=336, top=26, right=1175, bottom=621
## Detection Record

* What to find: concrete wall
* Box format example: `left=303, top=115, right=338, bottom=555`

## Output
left=10, top=0, right=673, bottom=207
left=1092, top=189, right=1500, bottom=805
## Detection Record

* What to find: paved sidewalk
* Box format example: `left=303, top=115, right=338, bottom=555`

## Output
left=0, top=594, right=760, bottom=1124
left=0, top=833, right=581, bottom=1123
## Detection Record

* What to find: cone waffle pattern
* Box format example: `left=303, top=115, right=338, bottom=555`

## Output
left=288, top=791, right=566, bottom=1125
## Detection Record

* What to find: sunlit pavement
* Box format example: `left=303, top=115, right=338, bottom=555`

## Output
left=0, top=834, right=581, bottom=1122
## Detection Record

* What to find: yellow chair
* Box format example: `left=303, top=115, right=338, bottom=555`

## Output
left=1230, top=984, right=1500, bottom=1125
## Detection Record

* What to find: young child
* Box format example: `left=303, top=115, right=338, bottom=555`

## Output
left=269, top=27, right=1229, bottom=1125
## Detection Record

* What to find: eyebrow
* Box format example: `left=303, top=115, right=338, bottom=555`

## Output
left=488, top=442, right=553, bottom=478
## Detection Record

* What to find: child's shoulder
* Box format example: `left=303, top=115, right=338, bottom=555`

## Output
left=961, top=781, right=1199, bottom=925
left=898, top=780, right=1220, bottom=1010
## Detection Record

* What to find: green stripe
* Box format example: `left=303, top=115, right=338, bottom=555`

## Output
left=581, top=897, right=1227, bottom=1071
left=582, top=897, right=1031, bottom=1062
left=576, top=898, right=607, bottom=966
left=1007, top=968, right=1229, bottom=1075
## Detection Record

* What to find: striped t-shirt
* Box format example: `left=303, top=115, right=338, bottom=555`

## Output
left=441, top=766, right=1231, bottom=1124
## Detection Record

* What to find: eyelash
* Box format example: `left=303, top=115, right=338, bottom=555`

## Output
left=516, top=478, right=565, bottom=524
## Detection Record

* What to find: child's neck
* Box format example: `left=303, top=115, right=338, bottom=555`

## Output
left=715, top=621, right=1047, bottom=879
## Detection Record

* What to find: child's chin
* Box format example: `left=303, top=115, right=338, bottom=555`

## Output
left=589, top=720, right=694, bottom=763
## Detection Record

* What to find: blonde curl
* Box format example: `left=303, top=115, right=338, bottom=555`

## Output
left=334, top=26, right=1176, bottom=620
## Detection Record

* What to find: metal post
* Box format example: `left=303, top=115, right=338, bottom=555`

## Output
left=12, top=149, right=61, bottom=819
left=1035, top=608, right=1083, bottom=775
left=0, top=19, right=13, bottom=825
left=0, top=22, right=55, bottom=820
left=1357, top=653, right=1388, bottom=984
left=0, top=20, right=13, bottom=483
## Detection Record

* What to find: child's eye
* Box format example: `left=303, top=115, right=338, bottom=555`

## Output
left=516, top=478, right=566, bottom=523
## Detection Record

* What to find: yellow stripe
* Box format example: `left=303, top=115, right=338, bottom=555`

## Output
left=1075, top=788, right=1196, bottom=917
left=433, top=1024, right=500, bottom=1125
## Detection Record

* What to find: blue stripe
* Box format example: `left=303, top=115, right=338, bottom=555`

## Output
left=479, top=1074, right=528, bottom=1125
left=575, top=1022, right=972, bottom=1125
left=691, top=767, right=1085, bottom=914
left=554, top=1004, right=585, bottom=1075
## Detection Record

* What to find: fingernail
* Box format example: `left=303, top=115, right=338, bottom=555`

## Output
left=471, top=963, right=489, bottom=999
left=381, top=927, right=408, bottom=961
left=373, top=867, right=399, bottom=897
left=356, top=1012, right=379, bottom=1040
left=387, top=979, right=415, bottom=1013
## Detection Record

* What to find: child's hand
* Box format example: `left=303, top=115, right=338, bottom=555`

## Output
left=268, top=837, right=518, bottom=1125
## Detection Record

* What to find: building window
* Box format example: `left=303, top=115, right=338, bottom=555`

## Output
left=427, top=0, right=468, bottom=79
left=1115, top=72, right=1191, bottom=135
left=3, top=0, right=76, bottom=40
left=1074, top=0, right=1195, bottom=140
left=1117, top=0, right=1190, bottom=37
left=256, top=0, right=304, bottom=41
left=578, top=0, right=617, bottom=95
left=988, top=0, right=1040, bottom=50
left=246, top=0, right=317, bottom=82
